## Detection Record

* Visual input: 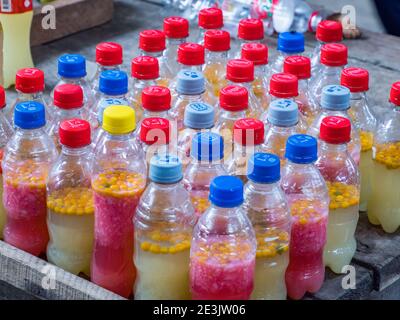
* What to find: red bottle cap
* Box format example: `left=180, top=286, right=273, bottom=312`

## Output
left=238, top=18, right=264, bottom=41
left=177, top=43, right=205, bottom=65
left=233, top=118, right=264, bottom=145
left=269, top=73, right=299, bottom=98
left=141, top=86, right=171, bottom=111
left=241, top=43, right=268, bottom=66
left=96, top=42, right=123, bottom=66
left=0, top=86, right=6, bottom=109
left=319, top=116, right=351, bottom=144
left=140, top=117, right=170, bottom=145
left=131, top=56, right=159, bottom=80
left=204, top=30, right=230, bottom=52
left=139, top=30, right=166, bottom=52
left=59, top=118, right=91, bottom=148
left=219, top=85, right=248, bottom=111
left=163, top=16, right=189, bottom=39
left=15, top=68, right=45, bottom=93
left=320, top=43, right=348, bottom=67
left=316, top=20, right=343, bottom=43
left=199, top=7, right=223, bottom=29
left=0, top=0, right=33, bottom=14
left=390, top=82, right=400, bottom=106
left=283, top=56, right=311, bottom=80
left=341, top=67, right=369, bottom=92
left=226, top=59, right=254, bottom=83
left=53, top=84, right=84, bottom=109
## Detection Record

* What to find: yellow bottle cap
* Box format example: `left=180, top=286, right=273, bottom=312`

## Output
left=102, top=105, right=136, bottom=134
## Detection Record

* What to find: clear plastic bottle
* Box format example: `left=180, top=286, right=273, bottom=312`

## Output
left=91, top=106, right=147, bottom=298
left=311, top=20, right=343, bottom=75
left=139, top=30, right=173, bottom=87
left=270, top=32, right=305, bottom=75
left=260, top=99, right=301, bottom=165
left=3, top=101, right=57, bottom=256
left=341, top=68, right=376, bottom=212
left=140, top=86, right=172, bottom=124
left=183, top=132, right=227, bottom=217
left=163, top=16, right=190, bottom=75
left=243, top=153, right=291, bottom=300
left=203, top=30, right=230, bottom=98
left=368, top=82, right=400, bottom=233
left=226, top=59, right=262, bottom=118
left=284, top=55, right=318, bottom=126
left=308, top=85, right=361, bottom=165
left=310, top=43, right=348, bottom=106
left=281, top=134, right=329, bottom=300
left=197, top=7, right=224, bottom=45
left=134, top=154, right=195, bottom=300
left=129, top=56, right=160, bottom=123
left=178, top=102, right=215, bottom=166
left=315, top=116, right=360, bottom=273
left=226, top=118, right=264, bottom=181
left=47, top=119, right=94, bottom=276
left=47, top=84, right=86, bottom=152
left=241, top=42, right=270, bottom=110
left=190, top=175, right=257, bottom=300
left=236, top=18, right=264, bottom=57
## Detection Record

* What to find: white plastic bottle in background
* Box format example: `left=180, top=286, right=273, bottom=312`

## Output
left=197, top=7, right=224, bottom=45
left=270, top=32, right=304, bottom=74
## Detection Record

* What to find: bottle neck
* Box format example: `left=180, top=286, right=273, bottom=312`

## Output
left=16, top=126, right=46, bottom=137
left=100, top=93, right=128, bottom=100
left=254, top=64, right=268, bottom=75
left=350, top=91, right=367, bottom=101
left=178, top=92, right=204, bottom=100
left=206, top=50, right=228, bottom=61
left=105, top=132, right=131, bottom=141
left=319, top=140, right=348, bottom=154
left=61, top=145, right=91, bottom=156
left=248, top=180, right=280, bottom=192
left=17, top=91, right=44, bottom=100
left=55, top=107, right=82, bottom=118
left=142, top=50, right=164, bottom=58
left=179, top=64, right=203, bottom=72
left=320, top=65, right=344, bottom=75
left=152, top=181, right=181, bottom=189
left=298, top=78, right=310, bottom=92
left=97, top=64, right=120, bottom=72
left=166, top=38, right=187, bottom=46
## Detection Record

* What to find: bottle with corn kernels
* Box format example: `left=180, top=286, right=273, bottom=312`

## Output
left=341, top=67, right=376, bottom=212
left=3, top=101, right=57, bottom=256
left=47, top=119, right=94, bottom=276
left=315, top=116, right=360, bottom=273
left=281, top=134, right=329, bottom=300
left=244, top=153, right=291, bottom=300
left=91, top=105, right=147, bottom=298
left=190, top=175, right=257, bottom=300
left=134, top=154, right=195, bottom=300
left=368, top=82, right=400, bottom=233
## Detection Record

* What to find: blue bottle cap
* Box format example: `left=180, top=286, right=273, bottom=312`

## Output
left=191, top=132, right=223, bottom=161
left=209, top=175, right=243, bottom=208
left=277, top=32, right=305, bottom=53
left=99, top=70, right=129, bottom=96
left=58, top=54, right=87, bottom=78
left=268, top=99, right=298, bottom=126
left=149, top=154, right=183, bottom=184
left=321, top=85, right=351, bottom=110
left=184, top=102, right=215, bottom=129
left=14, top=101, right=46, bottom=129
left=285, top=134, right=318, bottom=164
left=176, top=70, right=205, bottom=95
left=247, top=153, right=280, bottom=183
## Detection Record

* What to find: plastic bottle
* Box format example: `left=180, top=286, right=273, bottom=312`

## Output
left=226, top=59, right=262, bottom=118
left=47, top=84, right=86, bottom=152
left=241, top=42, right=270, bottom=109
left=311, top=20, right=343, bottom=74
left=91, top=42, right=123, bottom=100
left=226, top=118, right=264, bottom=181
left=134, top=154, right=195, bottom=300
left=183, top=132, right=227, bottom=217
left=2, top=101, right=57, bottom=256
left=197, top=7, right=224, bottom=45
left=141, top=86, right=172, bottom=124
left=47, top=119, right=94, bottom=275
left=281, top=134, right=329, bottom=300
left=270, top=32, right=305, bottom=74
left=203, top=30, right=231, bottom=98
left=0, top=87, right=14, bottom=238
left=368, top=82, right=400, bottom=233
left=243, top=153, right=291, bottom=300
left=190, top=175, right=257, bottom=300
left=91, top=105, right=147, bottom=298
left=129, top=56, right=160, bottom=122
left=139, top=30, right=173, bottom=87
left=310, top=43, right=348, bottom=106
left=308, top=85, right=361, bottom=165
left=315, top=116, right=360, bottom=273
left=163, top=16, right=190, bottom=75
left=236, top=18, right=264, bottom=57
left=178, top=102, right=215, bottom=166
left=284, top=55, right=318, bottom=126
